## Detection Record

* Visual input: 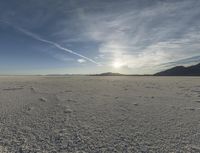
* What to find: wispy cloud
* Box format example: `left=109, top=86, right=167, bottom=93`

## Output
left=16, top=27, right=101, bottom=66
left=77, top=59, right=86, bottom=63
left=66, top=0, right=200, bottom=73
left=0, top=20, right=101, bottom=66
left=1, top=0, right=200, bottom=74
left=159, top=55, right=200, bottom=68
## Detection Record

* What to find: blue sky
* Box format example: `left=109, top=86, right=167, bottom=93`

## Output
left=0, top=0, right=200, bottom=74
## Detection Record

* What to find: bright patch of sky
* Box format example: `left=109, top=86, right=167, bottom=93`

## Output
left=0, top=0, right=200, bottom=74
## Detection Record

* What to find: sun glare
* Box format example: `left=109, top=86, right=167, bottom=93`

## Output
left=112, top=61, right=124, bottom=69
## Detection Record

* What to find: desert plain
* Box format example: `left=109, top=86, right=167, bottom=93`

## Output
left=0, top=76, right=200, bottom=153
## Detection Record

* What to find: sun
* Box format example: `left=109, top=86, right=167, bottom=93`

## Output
left=112, top=61, right=124, bottom=69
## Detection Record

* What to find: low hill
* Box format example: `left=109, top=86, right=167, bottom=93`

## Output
left=90, top=72, right=124, bottom=76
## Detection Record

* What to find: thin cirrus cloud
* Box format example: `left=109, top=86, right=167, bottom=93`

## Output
left=0, top=20, right=101, bottom=66
left=53, top=0, right=199, bottom=73
left=80, top=0, right=200, bottom=73
left=16, top=26, right=101, bottom=66
left=77, top=59, right=86, bottom=63
left=159, top=55, right=200, bottom=68
left=0, top=0, right=200, bottom=74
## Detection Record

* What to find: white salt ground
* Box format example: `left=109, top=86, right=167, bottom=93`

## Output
left=0, top=76, right=199, bottom=153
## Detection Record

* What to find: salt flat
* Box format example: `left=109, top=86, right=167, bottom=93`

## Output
left=0, top=76, right=200, bottom=153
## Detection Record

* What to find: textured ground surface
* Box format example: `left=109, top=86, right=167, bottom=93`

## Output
left=0, top=76, right=200, bottom=153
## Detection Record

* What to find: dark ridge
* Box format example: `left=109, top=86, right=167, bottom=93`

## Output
left=154, top=63, right=200, bottom=76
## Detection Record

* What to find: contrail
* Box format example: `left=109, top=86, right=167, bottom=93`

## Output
left=0, top=20, right=101, bottom=66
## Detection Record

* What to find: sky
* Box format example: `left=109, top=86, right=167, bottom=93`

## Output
left=0, top=0, right=200, bottom=75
